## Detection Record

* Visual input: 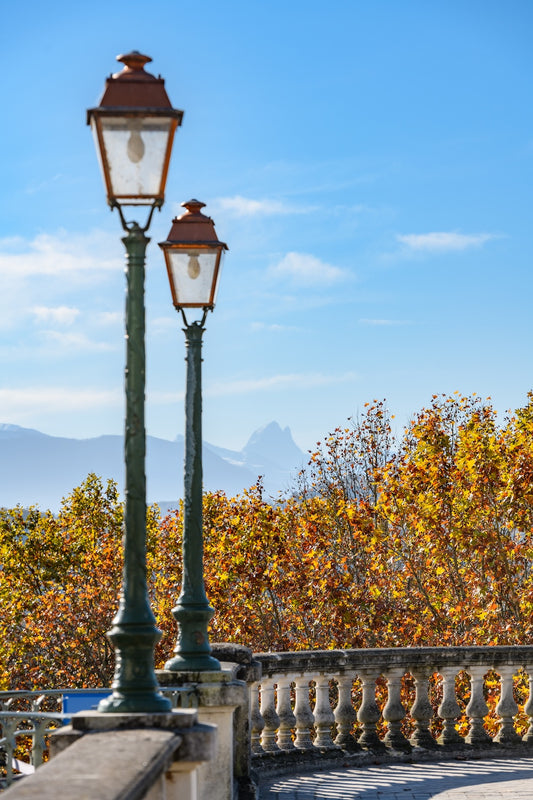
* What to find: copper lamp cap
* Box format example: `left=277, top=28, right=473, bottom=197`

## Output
left=114, top=51, right=153, bottom=78
left=163, top=200, right=228, bottom=248
left=95, top=50, right=178, bottom=110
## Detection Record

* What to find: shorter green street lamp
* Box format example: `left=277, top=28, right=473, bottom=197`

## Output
left=88, top=52, right=182, bottom=712
left=159, top=200, right=228, bottom=671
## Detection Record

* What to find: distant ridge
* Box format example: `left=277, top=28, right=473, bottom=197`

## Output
left=0, top=422, right=306, bottom=512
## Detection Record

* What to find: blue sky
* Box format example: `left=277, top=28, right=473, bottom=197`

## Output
left=1, top=0, right=532, bottom=452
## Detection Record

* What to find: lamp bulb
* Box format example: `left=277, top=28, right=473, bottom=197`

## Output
left=188, top=255, right=201, bottom=280
left=127, top=130, right=145, bottom=163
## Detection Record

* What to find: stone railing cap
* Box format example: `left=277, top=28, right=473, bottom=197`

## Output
left=72, top=709, right=198, bottom=732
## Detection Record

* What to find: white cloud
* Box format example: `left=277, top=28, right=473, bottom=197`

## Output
left=397, top=231, right=500, bottom=253
left=148, top=390, right=184, bottom=404
left=31, top=305, right=80, bottom=326
left=269, top=252, right=348, bottom=286
left=0, top=230, right=124, bottom=333
left=0, top=387, right=121, bottom=419
left=250, top=322, right=300, bottom=332
left=25, top=173, right=63, bottom=196
left=96, top=311, right=122, bottom=326
left=42, top=331, right=115, bottom=352
left=146, top=374, right=358, bottom=405
left=207, top=371, right=358, bottom=397
left=150, top=316, right=180, bottom=336
left=359, top=318, right=410, bottom=326
left=213, top=195, right=315, bottom=217
left=0, top=230, right=122, bottom=278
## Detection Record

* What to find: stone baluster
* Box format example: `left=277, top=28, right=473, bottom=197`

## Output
left=313, top=674, right=336, bottom=749
left=293, top=676, right=315, bottom=749
left=334, top=672, right=359, bottom=751
left=31, top=717, right=48, bottom=767
left=383, top=668, right=410, bottom=752
left=250, top=681, right=264, bottom=754
left=260, top=678, right=280, bottom=752
left=357, top=670, right=384, bottom=750
left=31, top=693, right=47, bottom=713
left=465, top=666, right=492, bottom=746
left=494, top=666, right=521, bottom=745
left=410, top=668, right=437, bottom=749
left=276, top=676, right=296, bottom=750
left=523, top=665, right=533, bottom=744
left=437, top=667, right=464, bottom=747
left=1, top=717, right=17, bottom=787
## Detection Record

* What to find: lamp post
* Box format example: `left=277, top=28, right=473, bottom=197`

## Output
left=87, top=52, right=183, bottom=712
left=159, top=200, right=227, bottom=671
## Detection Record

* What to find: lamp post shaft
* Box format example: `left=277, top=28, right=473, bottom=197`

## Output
left=99, top=223, right=171, bottom=712
left=183, top=322, right=207, bottom=602
left=164, top=321, right=220, bottom=671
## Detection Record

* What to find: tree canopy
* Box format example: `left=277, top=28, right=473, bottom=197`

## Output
left=2, top=392, right=533, bottom=689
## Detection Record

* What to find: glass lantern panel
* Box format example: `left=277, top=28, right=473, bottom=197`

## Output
left=168, top=250, right=219, bottom=307
left=92, top=116, right=173, bottom=203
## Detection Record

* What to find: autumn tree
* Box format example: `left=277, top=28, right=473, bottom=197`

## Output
left=0, top=475, right=125, bottom=689
left=2, top=393, right=533, bottom=690
left=377, top=393, right=533, bottom=645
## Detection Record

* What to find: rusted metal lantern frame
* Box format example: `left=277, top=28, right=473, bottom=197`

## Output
left=87, top=52, right=182, bottom=713
left=159, top=199, right=228, bottom=326
left=87, top=51, right=183, bottom=219
left=158, top=201, right=227, bottom=671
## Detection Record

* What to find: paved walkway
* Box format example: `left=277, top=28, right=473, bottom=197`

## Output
left=259, top=757, right=533, bottom=799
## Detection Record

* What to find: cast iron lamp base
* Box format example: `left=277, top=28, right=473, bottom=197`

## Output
left=164, top=602, right=221, bottom=672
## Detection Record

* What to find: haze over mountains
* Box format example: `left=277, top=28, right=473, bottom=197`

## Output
left=0, top=421, right=306, bottom=512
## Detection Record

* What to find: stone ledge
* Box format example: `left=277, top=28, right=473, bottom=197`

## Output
left=2, top=728, right=181, bottom=800
left=72, top=709, right=199, bottom=731
left=211, top=643, right=263, bottom=683
left=254, top=743, right=533, bottom=783
left=255, top=646, right=533, bottom=677
left=50, top=710, right=217, bottom=766
left=157, top=668, right=248, bottom=709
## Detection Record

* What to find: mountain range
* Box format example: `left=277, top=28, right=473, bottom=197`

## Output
left=0, top=422, right=306, bottom=512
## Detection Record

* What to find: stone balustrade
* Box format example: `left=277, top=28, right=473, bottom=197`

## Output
left=0, top=687, right=196, bottom=789
left=250, top=646, right=533, bottom=777
left=0, top=710, right=216, bottom=800
left=4, top=646, right=533, bottom=798
left=0, top=711, right=64, bottom=787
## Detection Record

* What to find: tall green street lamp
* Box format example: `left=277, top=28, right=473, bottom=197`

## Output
left=87, top=51, right=183, bottom=712
left=159, top=200, right=227, bottom=671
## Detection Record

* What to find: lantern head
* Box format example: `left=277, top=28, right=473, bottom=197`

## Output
left=159, top=200, right=228, bottom=311
left=87, top=51, right=183, bottom=207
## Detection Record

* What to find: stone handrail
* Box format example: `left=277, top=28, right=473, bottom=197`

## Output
left=0, top=710, right=216, bottom=800
left=250, top=646, right=533, bottom=777
left=0, top=687, right=197, bottom=789
left=5, top=646, right=533, bottom=797
left=0, top=711, right=64, bottom=788
left=0, top=686, right=197, bottom=715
